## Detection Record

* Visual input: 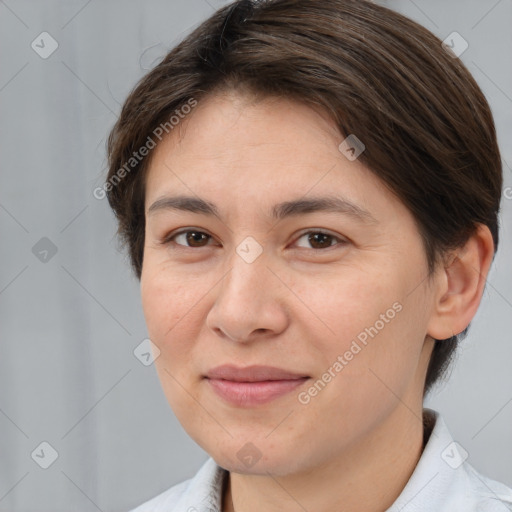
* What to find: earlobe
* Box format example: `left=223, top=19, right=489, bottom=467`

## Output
left=426, top=224, right=495, bottom=340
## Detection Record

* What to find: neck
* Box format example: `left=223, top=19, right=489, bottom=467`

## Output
left=222, top=404, right=426, bottom=512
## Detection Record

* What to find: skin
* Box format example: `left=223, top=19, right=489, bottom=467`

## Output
left=140, top=90, right=494, bottom=512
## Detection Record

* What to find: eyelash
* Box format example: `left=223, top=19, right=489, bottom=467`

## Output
left=160, top=228, right=348, bottom=251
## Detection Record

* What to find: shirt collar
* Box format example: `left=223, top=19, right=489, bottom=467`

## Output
left=387, top=408, right=510, bottom=511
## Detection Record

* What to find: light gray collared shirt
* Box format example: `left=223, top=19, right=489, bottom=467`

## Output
left=129, top=408, right=512, bottom=511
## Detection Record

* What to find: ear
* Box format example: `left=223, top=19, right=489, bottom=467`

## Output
left=427, top=224, right=495, bottom=340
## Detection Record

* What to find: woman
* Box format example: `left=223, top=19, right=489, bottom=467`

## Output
left=105, top=0, right=512, bottom=510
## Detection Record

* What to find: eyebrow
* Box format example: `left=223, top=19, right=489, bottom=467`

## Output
left=147, top=195, right=377, bottom=224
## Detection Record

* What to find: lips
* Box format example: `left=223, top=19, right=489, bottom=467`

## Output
left=204, top=365, right=310, bottom=406
left=205, top=364, right=309, bottom=382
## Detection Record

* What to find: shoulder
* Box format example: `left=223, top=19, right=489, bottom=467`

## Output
left=127, top=457, right=227, bottom=512
left=128, top=476, right=192, bottom=512
left=462, top=463, right=512, bottom=511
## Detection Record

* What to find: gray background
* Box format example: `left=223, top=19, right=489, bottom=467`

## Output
left=0, top=0, right=510, bottom=511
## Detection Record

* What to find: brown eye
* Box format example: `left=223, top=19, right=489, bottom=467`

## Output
left=295, top=231, right=346, bottom=250
left=166, top=230, right=212, bottom=248
left=308, top=232, right=334, bottom=249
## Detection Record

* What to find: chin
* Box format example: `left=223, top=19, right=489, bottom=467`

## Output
left=206, top=439, right=309, bottom=477
left=215, top=454, right=293, bottom=476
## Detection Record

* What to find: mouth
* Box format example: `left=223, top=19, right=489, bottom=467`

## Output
left=204, top=365, right=310, bottom=406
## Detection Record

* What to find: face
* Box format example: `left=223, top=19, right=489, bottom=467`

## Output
left=140, top=90, right=437, bottom=476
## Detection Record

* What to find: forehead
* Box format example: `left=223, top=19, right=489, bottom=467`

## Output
left=143, top=92, right=405, bottom=223
left=150, top=91, right=341, bottom=167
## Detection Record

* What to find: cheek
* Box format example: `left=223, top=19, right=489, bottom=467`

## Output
left=140, top=267, right=211, bottom=418
left=297, top=263, right=427, bottom=390
left=140, top=266, right=206, bottom=357
left=292, top=265, right=400, bottom=348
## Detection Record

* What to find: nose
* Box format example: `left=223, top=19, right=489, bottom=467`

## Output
left=205, top=247, right=289, bottom=343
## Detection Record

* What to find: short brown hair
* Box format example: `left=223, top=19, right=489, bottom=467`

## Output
left=105, top=0, right=502, bottom=395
